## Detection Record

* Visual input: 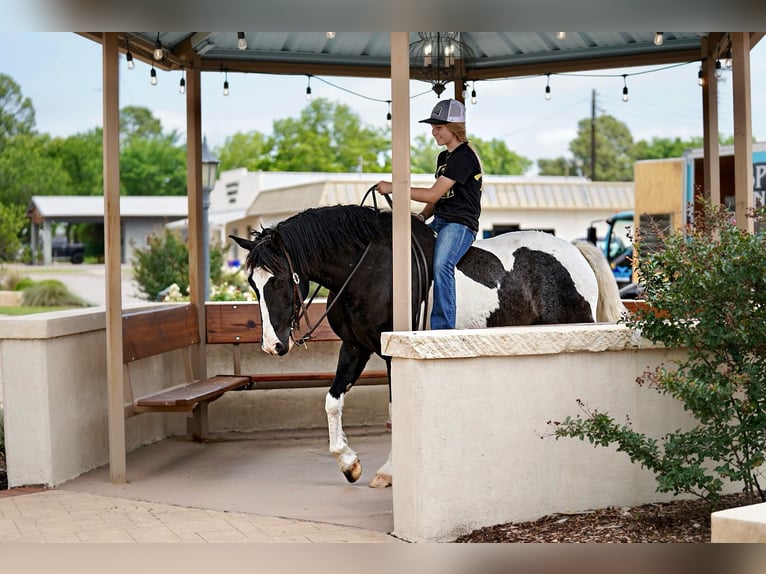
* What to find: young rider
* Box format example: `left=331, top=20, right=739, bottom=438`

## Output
left=376, top=98, right=483, bottom=329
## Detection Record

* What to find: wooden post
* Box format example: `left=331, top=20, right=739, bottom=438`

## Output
left=102, top=33, right=126, bottom=483
left=186, top=64, right=207, bottom=379
left=390, top=32, right=412, bottom=332
left=731, top=32, right=754, bottom=233
left=701, top=36, right=720, bottom=207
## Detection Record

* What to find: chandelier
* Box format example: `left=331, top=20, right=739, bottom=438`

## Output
left=409, top=32, right=475, bottom=97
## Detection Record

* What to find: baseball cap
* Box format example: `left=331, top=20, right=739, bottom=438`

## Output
left=419, top=99, right=466, bottom=124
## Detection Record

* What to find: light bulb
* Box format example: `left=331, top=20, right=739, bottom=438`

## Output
left=556, top=32, right=566, bottom=40
left=223, top=80, right=229, bottom=96
left=622, top=86, right=629, bottom=102
left=471, top=88, right=477, bottom=105
left=306, top=86, right=312, bottom=100
left=724, top=49, right=733, bottom=69
left=179, top=76, right=186, bottom=94
left=545, top=85, right=551, bottom=100
left=698, top=68, right=704, bottom=86
left=715, top=59, right=723, bottom=79
left=386, top=111, right=392, bottom=127
left=150, top=67, right=157, bottom=86
left=154, top=35, right=163, bottom=61
left=237, top=32, right=247, bottom=50
left=326, top=32, right=335, bottom=39
left=126, top=51, right=135, bottom=70
left=653, top=32, right=664, bottom=46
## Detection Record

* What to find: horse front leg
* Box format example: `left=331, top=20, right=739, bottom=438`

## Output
left=325, top=343, right=370, bottom=483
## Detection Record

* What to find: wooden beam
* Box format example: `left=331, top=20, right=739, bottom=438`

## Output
left=102, top=32, right=126, bottom=484
left=701, top=36, right=720, bottom=207
left=390, top=32, right=412, bottom=332
left=186, top=63, right=207, bottom=378
left=731, top=32, right=754, bottom=233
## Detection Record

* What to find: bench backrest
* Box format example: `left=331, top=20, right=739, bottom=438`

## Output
left=123, top=304, right=199, bottom=363
left=205, top=301, right=339, bottom=344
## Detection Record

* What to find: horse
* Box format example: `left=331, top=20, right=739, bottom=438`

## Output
left=230, top=203, right=625, bottom=488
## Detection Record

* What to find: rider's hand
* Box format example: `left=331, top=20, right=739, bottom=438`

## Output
left=375, top=181, right=393, bottom=195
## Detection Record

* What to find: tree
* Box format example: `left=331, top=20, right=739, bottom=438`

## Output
left=120, top=137, right=187, bottom=196
left=0, top=201, right=27, bottom=262
left=217, top=131, right=273, bottom=173
left=48, top=129, right=104, bottom=196
left=537, top=156, right=581, bottom=177
left=471, top=136, right=532, bottom=175
left=0, top=74, right=35, bottom=150
left=551, top=200, right=766, bottom=506
left=120, top=106, right=165, bottom=142
left=569, top=114, right=634, bottom=181
left=632, top=136, right=705, bottom=161
left=0, top=133, right=73, bottom=206
left=410, top=133, right=439, bottom=173
left=267, top=98, right=390, bottom=172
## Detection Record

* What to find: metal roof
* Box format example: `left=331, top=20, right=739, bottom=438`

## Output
left=81, top=32, right=759, bottom=82
left=248, top=175, right=633, bottom=217
left=27, top=195, right=188, bottom=222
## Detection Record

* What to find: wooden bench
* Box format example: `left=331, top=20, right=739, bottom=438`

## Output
left=122, top=304, right=250, bottom=441
left=122, top=302, right=388, bottom=441
left=205, top=301, right=389, bottom=390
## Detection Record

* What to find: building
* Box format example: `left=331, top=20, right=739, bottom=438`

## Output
left=26, top=195, right=189, bottom=265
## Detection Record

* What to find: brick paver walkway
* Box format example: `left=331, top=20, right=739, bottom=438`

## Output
left=0, top=489, right=397, bottom=543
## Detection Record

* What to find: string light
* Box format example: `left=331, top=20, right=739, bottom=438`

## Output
left=471, top=81, right=477, bottom=105
left=724, top=48, right=733, bottom=69
left=306, top=75, right=312, bottom=100
left=150, top=64, right=157, bottom=86
left=556, top=32, right=566, bottom=40
left=223, top=71, right=230, bottom=96
left=653, top=32, right=664, bottom=46
left=126, top=39, right=135, bottom=70
left=178, top=71, right=186, bottom=94
left=237, top=32, right=247, bottom=50
left=326, top=32, right=336, bottom=39
left=715, top=59, right=723, bottom=79
left=153, top=34, right=164, bottom=61
left=386, top=101, right=392, bottom=127
left=544, top=73, right=551, bottom=100
left=698, top=66, right=704, bottom=86
left=621, top=74, right=629, bottom=102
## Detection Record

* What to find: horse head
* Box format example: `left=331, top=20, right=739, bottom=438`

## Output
left=230, top=230, right=309, bottom=356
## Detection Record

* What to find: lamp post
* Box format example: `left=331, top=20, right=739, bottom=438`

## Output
left=201, top=136, right=219, bottom=301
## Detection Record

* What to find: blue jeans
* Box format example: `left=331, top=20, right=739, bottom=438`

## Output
left=427, top=217, right=476, bottom=329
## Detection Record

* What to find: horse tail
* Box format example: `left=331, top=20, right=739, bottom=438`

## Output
left=572, top=240, right=626, bottom=323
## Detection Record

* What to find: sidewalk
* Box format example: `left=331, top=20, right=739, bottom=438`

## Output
left=0, top=488, right=397, bottom=543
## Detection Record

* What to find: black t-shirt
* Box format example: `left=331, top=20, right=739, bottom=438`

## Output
left=433, top=142, right=483, bottom=232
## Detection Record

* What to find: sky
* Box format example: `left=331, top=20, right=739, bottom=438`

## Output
left=1, top=32, right=766, bottom=175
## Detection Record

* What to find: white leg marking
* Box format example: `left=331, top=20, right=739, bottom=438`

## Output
left=370, top=401, right=393, bottom=488
left=325, top=392, right=362, bottom=482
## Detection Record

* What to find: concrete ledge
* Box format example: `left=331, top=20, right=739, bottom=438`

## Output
left=382, top=322, right=652, bottom=359
left=712, top=502, right=766, bottom=542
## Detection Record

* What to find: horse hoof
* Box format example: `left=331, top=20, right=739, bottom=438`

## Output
left=343, top=459, right=363, bottom=483
left=369, top=473, right=392, bottom=488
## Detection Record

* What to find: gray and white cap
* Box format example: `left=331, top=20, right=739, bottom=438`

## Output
left=419, top=98, right=466, bottom=124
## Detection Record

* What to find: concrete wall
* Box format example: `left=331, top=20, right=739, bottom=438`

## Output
left=0, top=307, right=387, bottom=487
left=381, top=324, right=736, bottom=543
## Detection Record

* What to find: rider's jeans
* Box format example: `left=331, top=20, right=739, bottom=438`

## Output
left=428, top=216, right=476, bottom=330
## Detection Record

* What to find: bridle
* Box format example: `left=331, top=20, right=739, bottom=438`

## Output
left=265, top=184, right=432, bottom=347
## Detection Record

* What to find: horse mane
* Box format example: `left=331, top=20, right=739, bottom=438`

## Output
left=246, top=205, right=391, bottom=275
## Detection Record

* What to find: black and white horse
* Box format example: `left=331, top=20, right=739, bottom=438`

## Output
left=231, top=204, right=624, bottom=488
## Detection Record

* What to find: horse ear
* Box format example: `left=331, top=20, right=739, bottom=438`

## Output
left=229, top=235, right=255, bottom=250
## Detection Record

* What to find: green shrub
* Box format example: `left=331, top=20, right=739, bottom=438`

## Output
left=21, top=279, right=88, bottom=307
left=13, top=277, right=35, bottom=291
left=131, top=227, right=225, bottom=301
left=550, top=199, right=766, bottom=507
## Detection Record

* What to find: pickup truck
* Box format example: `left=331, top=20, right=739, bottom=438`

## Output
left=51, top=236, right=86, bottom=264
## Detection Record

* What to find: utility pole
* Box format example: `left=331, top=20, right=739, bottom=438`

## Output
left=590, top=89, right=596, bottom=181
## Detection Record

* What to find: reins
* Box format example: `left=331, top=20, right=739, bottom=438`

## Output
left=288, top=183, right=432, bottom=346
